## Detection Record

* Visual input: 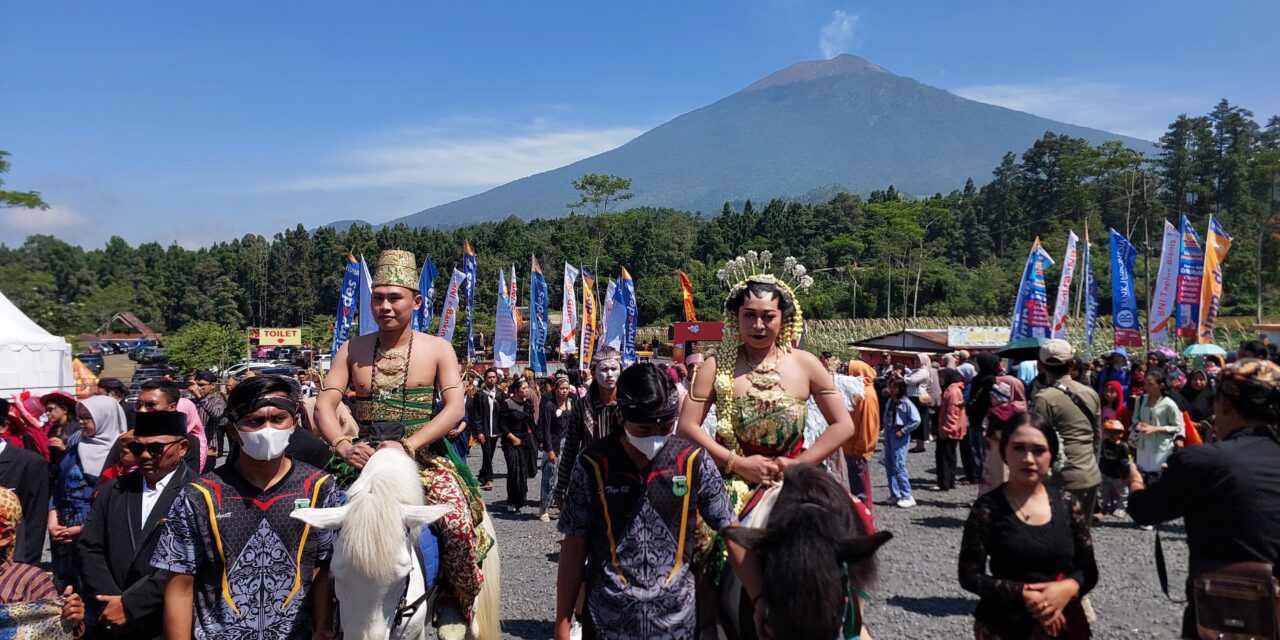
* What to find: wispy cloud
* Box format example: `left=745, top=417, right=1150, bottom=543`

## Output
left=0, top=204, right=97, bottom=246
left=818, top=10, right=860, bottom=59
left=269, top=119, right=645, bottom=192
left=951, top=80, right=1202, bottom=141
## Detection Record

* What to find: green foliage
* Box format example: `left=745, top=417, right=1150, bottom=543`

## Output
left=165, top=322, right=245, bottom=372
left=0, top=151, right=48, bottom=210
left=0, top=101, right=1277, bottom=343
left=567, top=173, right=634, bottom=216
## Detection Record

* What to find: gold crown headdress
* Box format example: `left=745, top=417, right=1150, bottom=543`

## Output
left=714, top=250, right=815, bottom=294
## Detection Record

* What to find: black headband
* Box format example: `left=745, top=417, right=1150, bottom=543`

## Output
left=226, top=396, right=298, bottom=426
left=617, top=385, right=680, bottom=424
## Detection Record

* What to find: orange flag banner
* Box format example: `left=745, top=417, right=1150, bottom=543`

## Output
left=678, top=271, right=697, bottom=322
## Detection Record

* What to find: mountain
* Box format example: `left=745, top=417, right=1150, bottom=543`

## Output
left=382, top=55, right=1152, bottom=228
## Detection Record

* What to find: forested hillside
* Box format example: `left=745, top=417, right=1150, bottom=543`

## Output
left=2, top=101, right=1276, bottom=341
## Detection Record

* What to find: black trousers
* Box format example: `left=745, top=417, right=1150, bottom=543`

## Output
left=502, top=436, right=537, bottom=508
left=909, top=399, right=934, bottom=445
left=478, top=434, right=498, bottom=483
left=935, top=439, right=959, bottom=490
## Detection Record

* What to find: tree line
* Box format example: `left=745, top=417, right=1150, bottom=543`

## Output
left=1, top=99, right=1277, bottom=345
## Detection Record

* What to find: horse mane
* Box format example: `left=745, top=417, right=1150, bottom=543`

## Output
left=337, top=450, right=424, bottom=582
left=757, top=464, right=880, bottom=639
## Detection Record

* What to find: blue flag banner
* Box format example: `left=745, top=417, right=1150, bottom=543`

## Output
left=621, top=267, right=638, bottom=366
left=1176, top=214, right=1205, bottom=339
left=358, top=255, right=378, bottom=337
left=414, top=255, right=438, bottom=333
left=529, top=256, right=549, bottom=374
left=1109, top=228, right=1142, bottom=347
left=1083, top=227, right=1100, bottom=358
left=332, top=254, right=361, bottom=354
left=1009, top=239, right=1054, bottom=340
left=463, top=241, right=477, bottom=362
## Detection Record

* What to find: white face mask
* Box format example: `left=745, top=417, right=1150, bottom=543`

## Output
left=625, top=431, right=669, bottom=461
left=238, top=427, right=294, bottom=461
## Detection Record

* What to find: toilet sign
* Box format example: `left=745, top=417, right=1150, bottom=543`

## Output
left=252, top=327, right=302, bottom=345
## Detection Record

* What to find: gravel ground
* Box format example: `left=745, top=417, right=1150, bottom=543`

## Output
left=470, top=441, right=1189, bottom=639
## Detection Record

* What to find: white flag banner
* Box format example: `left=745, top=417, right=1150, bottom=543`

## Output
left=560, top=263, right=580, bottom=357
left=598, top=279, right=617, bottom=351
left=494, top=272, right=517, bottom=368
left=1150, top=220, right=1182, bottom=344
left=436, top=269, right=467, bottom=342
left=1050, top=231, right=1078, bottom=339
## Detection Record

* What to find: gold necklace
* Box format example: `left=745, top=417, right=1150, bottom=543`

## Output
left=744, top=350, right=782, bottom=391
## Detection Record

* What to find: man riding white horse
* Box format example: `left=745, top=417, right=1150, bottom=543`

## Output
left=316, top=249, right=494, bottom=638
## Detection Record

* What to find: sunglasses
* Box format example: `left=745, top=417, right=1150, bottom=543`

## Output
left=126, top=440, right=182, bottom=457
left=136, top=400, right=167, bottom=409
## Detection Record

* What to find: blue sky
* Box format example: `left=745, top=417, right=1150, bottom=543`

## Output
left=2, top=1, right=1276, bottom=248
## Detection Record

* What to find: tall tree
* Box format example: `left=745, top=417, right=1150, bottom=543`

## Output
left=0, top=151, right=47, bottom=210
left=567, top=173, right=634, bottom=216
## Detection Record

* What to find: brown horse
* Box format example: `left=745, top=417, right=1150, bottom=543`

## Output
left=722, top=464, right=892, bottom=639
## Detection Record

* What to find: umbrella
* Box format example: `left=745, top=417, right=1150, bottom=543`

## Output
left=1182, top=343, right=1227, bottom=357
left=1152, top=346, right=1178, bottom=359
left=997, top=337, right=1047, bottom=362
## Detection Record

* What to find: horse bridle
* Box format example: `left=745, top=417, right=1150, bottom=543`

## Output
left=390, top=535, right=431, bottom=632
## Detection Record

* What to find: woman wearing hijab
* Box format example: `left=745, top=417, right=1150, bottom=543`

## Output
left=176, top=397, right=209, bottom=471
left=964, top=352, right=1001, bottom=486
left=1181, top=369, right=1216, bottom=442
left=48, top=396, right=126, bottom=593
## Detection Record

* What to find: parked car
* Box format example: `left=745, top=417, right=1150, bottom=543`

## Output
left=76, top=353, right=105, bottom=375
left=138, top=347, right=169, bottom=365
left=220, top=361, right=281, bottom=381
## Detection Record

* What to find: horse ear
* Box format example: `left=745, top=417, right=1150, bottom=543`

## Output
left=401, top=504, right=453, bottom=530
left=291, top=504, right=351, bottom=530
left=838, top=530, right=893, bottom=563
left=721, top=525, right=773, bottom=552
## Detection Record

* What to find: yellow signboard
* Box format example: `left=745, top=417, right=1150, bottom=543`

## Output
left=253, top=327, right=302, bottom=345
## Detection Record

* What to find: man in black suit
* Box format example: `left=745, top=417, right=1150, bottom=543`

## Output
left=0, top=429, right=49, bottom=564
left=470, top=367, right=507, bottom=490
left=79, top=411, right=193, bottom=639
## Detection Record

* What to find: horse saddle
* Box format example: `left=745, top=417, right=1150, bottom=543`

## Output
left=416, top=524, right=444, bottom=590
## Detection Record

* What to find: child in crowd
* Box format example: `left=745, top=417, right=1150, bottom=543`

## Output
left=1100, top=381, right=1132, bottom=434
left=1098, top=420, right=1133, bottom=517
left=881, top=377, right=921, bottom=508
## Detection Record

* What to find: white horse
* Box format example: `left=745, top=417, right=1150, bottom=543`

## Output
left=292, top=449, right=502, bottom=640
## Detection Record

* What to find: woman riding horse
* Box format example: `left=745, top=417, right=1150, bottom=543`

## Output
left=676, top=252, right=865, bottom=636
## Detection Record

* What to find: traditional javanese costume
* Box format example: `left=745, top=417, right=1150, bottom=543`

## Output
left=696, top=252, right=872, bottom=639
left=336, top=250, right=492, bottom=604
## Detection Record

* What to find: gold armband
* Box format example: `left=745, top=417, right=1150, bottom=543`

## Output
left=725, top=452, right=737, bottom=475
left=400, top=438, right=417, bottom=459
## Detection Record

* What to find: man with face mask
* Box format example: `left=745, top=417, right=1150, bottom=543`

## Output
left=153, top=374, right=338, bottom=640
left=554, top=363, right=735, bottom=640
left=79, top=410, right=195, bottom=639
left=554, top=347, right=626, bottom=507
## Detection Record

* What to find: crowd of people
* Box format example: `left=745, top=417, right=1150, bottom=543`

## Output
left=0, top=248, right=1277, bottom=640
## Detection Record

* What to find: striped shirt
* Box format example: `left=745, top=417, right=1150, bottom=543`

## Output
left=0, top=561, right=57, bottom=603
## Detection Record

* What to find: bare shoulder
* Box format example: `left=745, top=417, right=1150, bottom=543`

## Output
left=788, top=348, right=825, bottom=371
left=413, top=331, right=455, bottom=354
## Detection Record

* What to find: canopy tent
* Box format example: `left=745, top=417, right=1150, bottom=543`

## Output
left=0, top=291, right=73, bottom=395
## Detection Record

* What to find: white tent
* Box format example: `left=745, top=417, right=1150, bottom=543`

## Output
left=0, top=291, right=73, bottom=395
